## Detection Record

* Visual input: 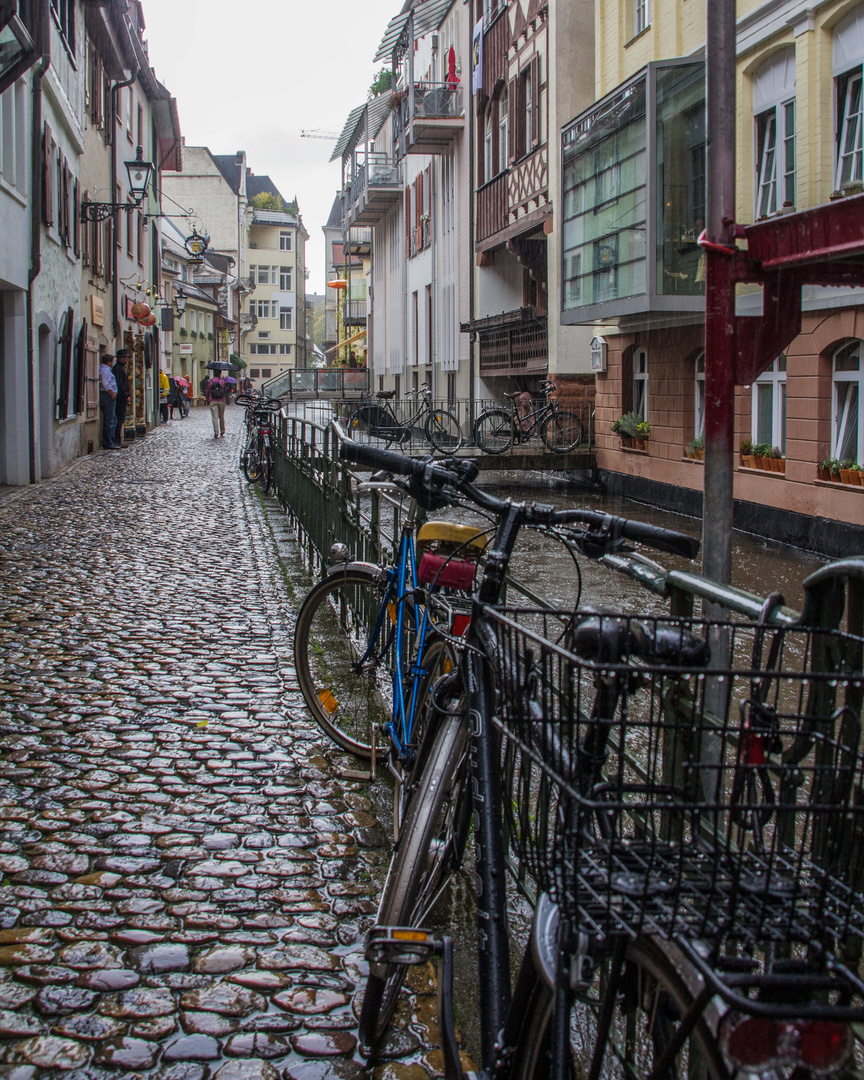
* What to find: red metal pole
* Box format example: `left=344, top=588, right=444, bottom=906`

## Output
left=702, top=0, right=738, bottom=590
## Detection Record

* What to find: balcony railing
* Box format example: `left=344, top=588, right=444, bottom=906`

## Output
left=251, top=208, right=298, bottom=226
left=477, top=173, right=509, bottom=243
left=346, top=154, right=402, bottom=226
left=343, top=299, right=367, bottom=324
left=473, top=311, right=548, bottom=376
left=394, top=82, right=464, bottom=157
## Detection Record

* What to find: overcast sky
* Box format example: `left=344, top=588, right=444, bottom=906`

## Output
left=141, top=0, right=399, bottom=294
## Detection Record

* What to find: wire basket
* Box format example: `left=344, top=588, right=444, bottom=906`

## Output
left=486, top=605, right=864, bottom=947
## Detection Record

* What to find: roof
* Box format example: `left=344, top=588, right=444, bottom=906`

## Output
left=325, top=194, right=343, bottom=229
left=330, top=95, right=392, bottom=163
left=374, top=0, right=454, bottom=63
left=246, top=173, right=288, bottom=204
left=331, top=243, right=362, bottom=269
left=211, top=154, right=244, bottom=194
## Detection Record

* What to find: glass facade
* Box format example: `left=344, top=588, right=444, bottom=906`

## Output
left=561, top=61, right=705, bottom=321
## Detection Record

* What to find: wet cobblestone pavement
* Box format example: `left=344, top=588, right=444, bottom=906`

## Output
left=0, top=408, right=448, bottom=1080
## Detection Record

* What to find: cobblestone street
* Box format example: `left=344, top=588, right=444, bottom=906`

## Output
left=0, top=407, right=440, bottom=1080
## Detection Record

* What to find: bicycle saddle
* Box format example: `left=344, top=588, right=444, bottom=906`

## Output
left=376, top=390, right=396, bottom=400
left=567, top=611, right=710, bottom=668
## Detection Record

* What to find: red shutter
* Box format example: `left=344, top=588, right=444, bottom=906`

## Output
left=405, top=187, right=411, bottom=257
left=42, top=125, right=54, bottom=226
left=508, top=78, right=518, bottom=163
left=530, top=55, right=540, bottom=149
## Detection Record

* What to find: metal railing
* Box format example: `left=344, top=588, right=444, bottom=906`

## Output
left=262, top=367, right=370, bottom=399
left=343, top=299, right=367, bottom=323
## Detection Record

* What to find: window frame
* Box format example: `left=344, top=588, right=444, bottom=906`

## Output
left=750, top=353, right=787, bottom=453
left=832, top=340, right=863, bottom=463
left=633, top=346, right=648, bottom=422
left=836, top=67, right=864, bottom=189
left=755, top=98, right=795, bottom=216
left=694, top=351, right=705, bottom=440
left=279, top=230, right=292, bottom=251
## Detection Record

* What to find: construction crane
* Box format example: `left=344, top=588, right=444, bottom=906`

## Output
left=301, top=129, right=339, bottom=140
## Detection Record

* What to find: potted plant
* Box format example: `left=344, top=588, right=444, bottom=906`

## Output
left=850, top=463, right=862, bottom=486
left=769, top=446, right=784, bottom=473
left=740, top=438, right=753, bottom=467
left=828, top=457, right=842, bottom=481
left=611, top=411, right=642, bottom=448
left=635, top=420, right=650, bottom=451
left=179, top=327, right=187, bottom=336
left=691, top=435, right=704, bottom=460
left=752, top=443, right=771, bottom=469
left=840, top=458, right=856, bottom=483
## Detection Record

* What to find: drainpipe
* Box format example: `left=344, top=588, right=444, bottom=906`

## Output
left=26, top=3, right=51, bottom=485
left=430, top=161, right=437, bottom=399
left=110, top=68, right=139, bottom=341
left=467, top=42, right=476, bottom=432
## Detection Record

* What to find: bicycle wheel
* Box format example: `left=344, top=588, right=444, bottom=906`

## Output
left=359, top=710, right=470, bottom=1048
left=348, top=409, right=394, bottom=449
left=425, top=409, right=463, bottom=453
left=293, top=569, right=410, bottom=759
left=473, top=408, right=515, bottom=454
left=242, top=440, right=262, bottom=483
left=541, top=409, right=584, bottom=453
left=260, top=447, right=274, bottom=494
left=508, top=936, right=727, bottom=1080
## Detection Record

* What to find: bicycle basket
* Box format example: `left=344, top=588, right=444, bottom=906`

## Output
left=486, top=605, right=864, bottom=949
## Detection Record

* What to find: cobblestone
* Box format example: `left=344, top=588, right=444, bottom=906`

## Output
left=0, top=410, right=445, bottom=1077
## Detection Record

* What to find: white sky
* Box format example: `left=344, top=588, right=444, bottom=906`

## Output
left=141, top=0, right=400, bottom=294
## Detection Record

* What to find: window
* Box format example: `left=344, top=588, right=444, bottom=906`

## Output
left=250, top=343, right=277, bottom=354
left=261, top=369, right=272, bottom=378
left=258, top=332, right=271, bottom=341
left=279, top=307, right=293, bottom=331
left=279, top=344, right=292, bottom=355
left=752, top=49, right=796, bottom=216
left=694, top=351, right=705, bottom=439
left=0, top=79, right=27, bottom=193
left=633, top=347, right=648, bottom=421
left=254, top=300, right=272, bottom=318
left=751, top=353, right=786, bottom=452
left=250, top=368, right=260, bottom=378
left=483, top=103, right=493, bottom=182
left=524, top=67, right=532, bottom=149
left=512, top=57, right=540, bottom=161
left=833, top=341, right=863, bottom=462
left=279, top=231, right=292, bottom=251
left=50, top=0, right=74, bottom=52
left=497, top=84, right=508, bottom=174
left=837, top=70, right=863, bottom=187
left=634, top=0, right=649, bottom=36
left=279, top=266, right=292, bottom=291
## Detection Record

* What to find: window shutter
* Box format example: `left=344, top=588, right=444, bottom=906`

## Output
left=73, top=178, right=80, bottom=257
left=508, top=78, right=517, bottom=162
left=414, top=174, right=423, bottom=250
left=530, top=55, right=540, bottom=148
left=405, top=187, right=411, bottom=257
left=43, top=124, right=54, bottom=226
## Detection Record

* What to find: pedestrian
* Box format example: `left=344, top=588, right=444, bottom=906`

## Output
left=159, top=370, right=170, bottom=424
left=349, top=351, right=358, bottom=369
left=168, top=377, right=183, bottom=420
left=113, top=350, right=131, bottom=447
left=178, top=381, right=190, bottom=417
left=99, top=354, right=118, bottom=450
left=206, top=371, right=228, bottom=438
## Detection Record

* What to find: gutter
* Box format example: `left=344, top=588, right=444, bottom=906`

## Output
left=26, top=3, right=51, bottom=484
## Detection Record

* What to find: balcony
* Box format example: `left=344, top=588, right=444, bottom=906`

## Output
left=477, top=173, right=509, bottom=244
left=464, top=308, right=548, bottom=377
left=394, top=83, right=464, bottom=157
left=343, top=299, right=367, bottom=326
left=251, top=208, right=299, bottom=227
left=347, top=228, right=372, bottom=256
left=346, top=154, right=402, bottom=226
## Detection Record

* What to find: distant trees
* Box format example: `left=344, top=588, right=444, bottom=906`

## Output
left=368, top=69, right=392, bottom=98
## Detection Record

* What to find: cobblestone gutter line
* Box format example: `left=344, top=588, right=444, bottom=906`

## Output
left=0, top=411, right=445, bottom=1080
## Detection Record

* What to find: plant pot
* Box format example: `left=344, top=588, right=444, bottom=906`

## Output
left=830, top=471, right=841, bottom=482
left=778, top=459, right=786, bottom=473
left=695, top=449, right=704, bottom=461
left=850, top=471, right=862, bottom=485
left=635, top=438, right=647, bottom=452
left=620, top=436, right=633, bottom=449
left=840, top=469, right=852, bottom=484
left=769, top=459, right=782, bottom=472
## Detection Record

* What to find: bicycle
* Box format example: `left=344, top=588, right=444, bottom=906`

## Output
left=236, top=393, right=281, bottom=493
left=347, top=383, right=463, bottom=452
left=473, top=380, right=584, bottom=454
left=345, top=442, right=864, bottom=1080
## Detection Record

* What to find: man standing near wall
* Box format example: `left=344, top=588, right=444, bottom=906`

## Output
left=99, top=355, right=118, bottom=451
left=113, top=351, right=131, bottom=447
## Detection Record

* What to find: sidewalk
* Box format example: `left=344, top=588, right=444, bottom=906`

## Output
left=0, top=407, right=440, bottom=1079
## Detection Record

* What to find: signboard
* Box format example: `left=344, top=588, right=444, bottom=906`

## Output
left=90, top=295, right=104, bottom=326
left=179, top=344, right=193, bottom=355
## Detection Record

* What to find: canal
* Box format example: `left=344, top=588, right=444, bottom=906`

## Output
left=263, top=466, right=825, bottom=1066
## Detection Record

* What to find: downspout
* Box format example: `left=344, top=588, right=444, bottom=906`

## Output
left=467, top=36, right=476, bottom=433
left=26, top=5, right=51, bottom=484
left=430, top=160, right=437, bottom=399
left=110, top=68, right=139, bottom=341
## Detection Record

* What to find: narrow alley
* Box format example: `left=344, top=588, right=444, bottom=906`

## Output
left=0, top=409, right=438, bottom=1080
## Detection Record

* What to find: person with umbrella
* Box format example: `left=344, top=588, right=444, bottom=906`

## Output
left=174, top=375, right=192, bottom=417
left=205, top=361, right=231, bottom=438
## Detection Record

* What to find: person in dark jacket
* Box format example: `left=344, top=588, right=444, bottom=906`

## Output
left=112, top=350, right=131, bottom=446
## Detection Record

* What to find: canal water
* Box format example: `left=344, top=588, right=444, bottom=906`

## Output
left=263, top=466, right=826, bottom=1065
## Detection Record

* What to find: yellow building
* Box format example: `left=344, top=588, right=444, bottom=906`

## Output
left=560, top=0, right=864, bottom=555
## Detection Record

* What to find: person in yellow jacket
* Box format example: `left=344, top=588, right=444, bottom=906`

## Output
left=159, top=370, right=170, bottom=425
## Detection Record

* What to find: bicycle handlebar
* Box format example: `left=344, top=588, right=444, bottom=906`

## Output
left=337, top=430, right=700, bottom=561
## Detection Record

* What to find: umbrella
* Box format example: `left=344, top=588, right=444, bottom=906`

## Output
left=446, top=46, right=459, bottom=86
left=174, top=375, right=191, bottom=387
left=224, top=376, right=237, bottom=385
left=206, top=361, right=233, bottom=371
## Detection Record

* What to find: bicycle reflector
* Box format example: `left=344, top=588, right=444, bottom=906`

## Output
left=720, top=1013, right=852, bottom=1074
left=365, top=926, right=439, bottom=966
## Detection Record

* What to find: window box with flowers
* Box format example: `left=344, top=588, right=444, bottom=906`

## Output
left=686, top=435, right=704, bottom=460
left=611, top=411, right=642, bottom=448
left=179, top=327, right=187, bottom=336
left=819, top=457, right=841, bottom=482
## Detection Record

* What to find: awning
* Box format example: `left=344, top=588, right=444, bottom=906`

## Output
left=324, top=329, right=367, bottom=354
left=329, top=96, right=393, bottom=163
left=374, top=0, right=454, bottom=63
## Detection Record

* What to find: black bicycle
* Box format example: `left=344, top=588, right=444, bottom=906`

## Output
left=473, top=380, right=584, bottom=454
left=345, top=440, right=864, bottom=1080
left=236, top=393, right=282, bottom=493
left=348, top=384, right=463, bottom=452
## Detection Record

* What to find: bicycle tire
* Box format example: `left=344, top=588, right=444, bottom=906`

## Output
left=348, top=410, right=395, bottom=450
left=359, top=710, right=469, bottom=1049
left=508, top=936, right=727, bottom=1080
left=473, top=408, right=515, bottom=454
left=260, top=448, right=274, bottom=494
left=242, top=443, right=262, bottom=483
left=425, top=409, right=463, bottom=453
left=294, top=569, right=409, bottom=759
left=541, top=409, right=584, bottom=453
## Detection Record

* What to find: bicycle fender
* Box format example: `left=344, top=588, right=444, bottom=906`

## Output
left=320, top=561, right=385, bottom=580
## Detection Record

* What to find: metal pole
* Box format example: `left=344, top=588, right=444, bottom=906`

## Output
left=702, top=0, right=737, bottom=590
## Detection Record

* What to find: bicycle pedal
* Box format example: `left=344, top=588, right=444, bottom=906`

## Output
left=365, top=926, right=439, bottom=966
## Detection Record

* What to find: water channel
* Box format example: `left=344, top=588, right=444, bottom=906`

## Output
left=264, top=464, right=826, bottom=1066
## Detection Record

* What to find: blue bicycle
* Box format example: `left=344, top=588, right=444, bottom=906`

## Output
left=292, top=448, right=484, bottom=781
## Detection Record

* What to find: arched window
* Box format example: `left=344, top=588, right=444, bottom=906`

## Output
left=833, top=341, right=863, bottom=462
left=633, top=347, right=648, bottom=421
left=694, top=351, right=705, bottom=439
left=497, top=84, right=508, bottom=173
left=751, top=353, right=786, bottom=452
left=752, top=49, right=795, bottom=216
left=834, top=7, right=864, bottom=187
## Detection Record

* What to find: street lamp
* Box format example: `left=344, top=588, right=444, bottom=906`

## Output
left=174, top=293, right=187, bottom=317
left=81, top=147, right=154, bottom=223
